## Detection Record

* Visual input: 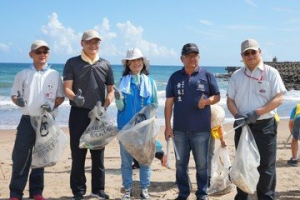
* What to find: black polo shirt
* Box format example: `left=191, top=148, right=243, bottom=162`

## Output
left=63, top=56, right=114, bottom=110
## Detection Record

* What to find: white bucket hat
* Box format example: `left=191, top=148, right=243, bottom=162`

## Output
left=121, top=48, right=150, bottom=69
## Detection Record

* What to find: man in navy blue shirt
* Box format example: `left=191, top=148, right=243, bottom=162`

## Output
left=164, top=43, right=220, bottom=200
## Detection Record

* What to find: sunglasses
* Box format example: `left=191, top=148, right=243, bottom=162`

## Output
left=85, top=40, right=100, bottom=45
left=34, top=50, right=49, bottom=55
left=243, top=50, right=257, bottom=57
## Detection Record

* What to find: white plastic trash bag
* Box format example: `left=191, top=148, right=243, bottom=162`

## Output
left=117, top=104, right=160, bottom=166
left=208, top=146, right=235, bottom=195
left=79, top=102, right=118, bottom=150
left=30, top=112, right=69, bottom=168
left=229, top=125, right=260, bottom=194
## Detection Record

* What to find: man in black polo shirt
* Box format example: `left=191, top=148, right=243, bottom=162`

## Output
left=63, top=29, right=114, bottom=200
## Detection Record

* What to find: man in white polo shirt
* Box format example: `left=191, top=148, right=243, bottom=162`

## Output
left=227, top=39, right=286, bottom=200
left=9, top=40, right=65, bottom=200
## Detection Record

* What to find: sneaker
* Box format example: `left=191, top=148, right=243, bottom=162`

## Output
left=9, top=198, right=20, bottom=200
left=90, top=190, right=110, bottom=199
left=71, top=194, right=83, bottom=200
left=121, top=189, right=131, bottom=200
left=196, top=197, right=208, bottom=200
left=140, top=189, right=150, bottom=199
left=31, top=194, right=46, bottom=200
left=287, top=158, right=299, bottom=166
left=175, top=196, right=189, bottom=200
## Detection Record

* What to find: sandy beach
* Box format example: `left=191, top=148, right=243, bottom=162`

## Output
left=1, top=119, right=300, bottom=200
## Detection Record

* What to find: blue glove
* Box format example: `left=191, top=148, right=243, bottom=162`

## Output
left=74, top=89, right=85, bottom=107
left=234, top=113, right=247, bottom=127
left=113, top=86, right=123, bottom=100
left=245, top=110, right=260, bottom=124
left=16, top=91, right=26, bottom=107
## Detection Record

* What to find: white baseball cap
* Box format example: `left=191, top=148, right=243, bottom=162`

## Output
left=31, top=40, right=50, bottom=51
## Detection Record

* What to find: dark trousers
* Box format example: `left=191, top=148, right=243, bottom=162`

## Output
left=9, top=115, right=44, bottom=198
left=234, top=118, right=277, bottom=200
left=69, top=106, right=105, bottom=195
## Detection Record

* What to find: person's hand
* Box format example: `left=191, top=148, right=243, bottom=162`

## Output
left=245, top=110, right=260, bottom=124
left=16, top=91, right=26, bottom=107
left=164, top=126, right=174, bottom=141
left=197, top=94, right=206, bottom=109
left=113, top=86, right=123, bottom=100
left=234, top=113, right=247, bottom=127
left=41, top=103, right=52, bottom=112
left=73, top=89, right=85, bottom=107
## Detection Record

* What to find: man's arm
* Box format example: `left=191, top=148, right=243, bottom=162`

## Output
left=255, top=92, right=284, bottom=116
left=104, top=85, right=114, bottom=109
left=227, top=96, right=239, bottom=117
left=54, top=97, right=65, bottom=108
left=198, top=94, right=221, bottom=109
left=164, top=97, right=174, bottom=140
left=11, top=95, right=18, bottom=106
left=63, top=80, right=76, bottom=101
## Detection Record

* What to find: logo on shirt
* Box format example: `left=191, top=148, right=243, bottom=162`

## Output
left=259, top=89, right=266, bottom=93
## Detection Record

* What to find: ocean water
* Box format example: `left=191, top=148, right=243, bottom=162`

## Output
left=0, top=62, right=299, bottom=130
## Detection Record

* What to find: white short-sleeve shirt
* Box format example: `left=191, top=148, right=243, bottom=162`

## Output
left=227, top=61, right=286, bottom=120
left=11, top=65, right=64, bottom=116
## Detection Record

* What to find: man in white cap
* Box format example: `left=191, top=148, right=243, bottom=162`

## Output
left=63, top=29, right=114, bottom=200
left=227, top=39, right=286, bottom=199
left=9, top=40, right=65, bottom=200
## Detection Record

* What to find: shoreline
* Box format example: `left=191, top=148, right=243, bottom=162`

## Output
left=1, top=119, right=300, bottom=200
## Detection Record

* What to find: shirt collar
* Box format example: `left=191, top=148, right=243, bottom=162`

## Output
left=30, top=63, right=50, bottom=72
left=181, top=66, right=201, bottom=75
left=81, top=50, right=99, bottom=65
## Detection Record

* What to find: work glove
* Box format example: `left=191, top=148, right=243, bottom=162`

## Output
left=113, top=86, right=123, bottom=100
left=245, top=110, right=260, bottom=124
left=74, top=89, right=85, bottom=107
left=234, top=113, right=247, bottom=127
left=41, top=103, right=52, bottom=112
left=16, top=91, right=26, bottom=107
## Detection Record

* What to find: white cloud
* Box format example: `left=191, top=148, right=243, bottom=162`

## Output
left=41, top=12, right=81, bottom=55
left=93, top=17, right=119, bottom=56
left=39, top=14, right=176, bottom=62
left=199, top=19, right=213, bottom=26
left=116, top=21, right=176, bottom=57
left=0, top=43, right=10, bottom=52
left=244, top=0, right=257, bottom=7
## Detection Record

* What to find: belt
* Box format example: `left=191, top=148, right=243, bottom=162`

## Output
left=251, top=117, right=273, bottom=125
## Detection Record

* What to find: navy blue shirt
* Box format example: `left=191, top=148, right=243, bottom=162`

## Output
left=166, top=67, right=220, bottom=132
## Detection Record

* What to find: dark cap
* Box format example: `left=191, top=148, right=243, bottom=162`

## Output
left=181, top=43, right=199, bottom=56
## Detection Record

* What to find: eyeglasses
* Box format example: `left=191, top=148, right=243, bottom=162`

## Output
left=85, top=40, right=100, bottom=45
left=34, top=50, right=49, bottom=55
left=243, top=50, right=257, bottom=57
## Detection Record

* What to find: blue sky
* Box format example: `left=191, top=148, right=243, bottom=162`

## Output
left=0, top=0, right=299, bottom=66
